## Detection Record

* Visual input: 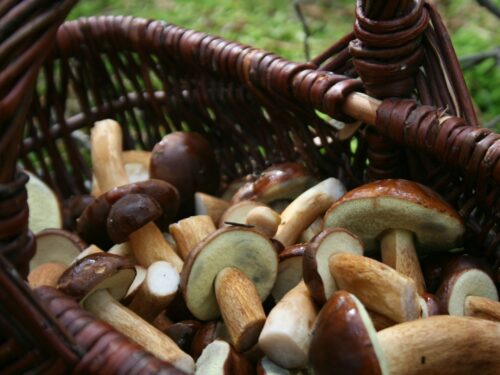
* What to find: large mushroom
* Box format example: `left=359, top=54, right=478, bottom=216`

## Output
left=58, top=252, right=194, bottom=373
left=181, top=227, right=278, bottom=352
left=89, top=120, right=183, bottom=270
left=324, top=179, right=465, bottom=294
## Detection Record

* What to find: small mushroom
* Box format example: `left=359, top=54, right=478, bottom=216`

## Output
left=275, top=178, right=346, bottom=246
left=231, top=163, right=318, bottom=205
left=324, top=179, right=465, bottom=294
left=219, top=200, right=265, bottom=227
left=309, top=291, right=388, bottom=375
left=150, top=131, right=220, bottom=217
left=30, top=229, right=86, bottom=271
left=329, top=253, right=420, bottom=323
left=195, top=340, right=254, bottom=375
left=259, top=281, right=318, bottom=369
left=271, top=244, right=306, bottom=302
left=90, top=120, right=182, bottom=270
left=181, top=227, right=278, bottom=352
left=245, top=206, right=281, bottom=238
left=58, top=252, right=194, bottom=373
left=436, top=262, right=498, bottom=316
left=303, top=228, right=364, bottom=305
left=169, top=215, right=217, bottom=260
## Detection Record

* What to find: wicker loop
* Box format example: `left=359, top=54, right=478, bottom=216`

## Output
left=322, top=78, right=365, bottom=123
left=351, top=0, right=428, bottom=98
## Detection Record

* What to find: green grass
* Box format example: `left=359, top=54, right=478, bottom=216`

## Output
left=69, top=0, right=499, bottom=130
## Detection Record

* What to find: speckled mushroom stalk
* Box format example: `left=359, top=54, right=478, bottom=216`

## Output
left=91, top=120, right=183, bottom=271
left=324, top=179, right=465, bottom=295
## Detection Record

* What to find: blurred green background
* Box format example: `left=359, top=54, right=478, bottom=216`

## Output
left=69, top=0, right=499, bottom=130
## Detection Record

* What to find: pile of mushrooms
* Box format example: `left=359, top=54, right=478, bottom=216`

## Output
left=26, top=118, right=500, bottom=374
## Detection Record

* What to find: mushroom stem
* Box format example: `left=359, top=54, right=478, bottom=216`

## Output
left=28, top=262, right=67, bottom=289
left=259, top=281, right=318, bottom=369
left=214, top=267, right=266, bottom=352
left=246, top=206, right=281, bottom=238
left=377, top=316, right=500, bottom=375
left=84, top=289, right=195, bottom=373
left=127, top=261, right=179, bottom=322
left=169, top=215, right=216, bottom=260
left=194, top=192, right=230, bottom=224
left=329, top=253, right=420, bottom=323
left=274, top=178, right=346, bottom=246
left=465, top=296, right=500, bottom=322
left=91, top=120, right=183, bottom=270
left=380, top=229, right=426, bottom=294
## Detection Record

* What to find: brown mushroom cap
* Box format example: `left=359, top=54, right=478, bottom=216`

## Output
left=231, top=162, right=318, bottom=204
left=323, top=179, right=465, bottom=252
left=77, top=179, right=179, bottom=248
left=150, top=131, right=220, bottom=217
left=181, top=227, right=278, bottom=321
left=309, top=291, right=388, bottom=375
left=58, top=253, right=136, bottom=304
left=303, top=228, right=364, bottom=305
left=107, top=194, right=162, bottom=243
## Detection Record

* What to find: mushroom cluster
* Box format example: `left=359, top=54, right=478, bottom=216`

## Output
left=25, top=118, right=500, bottom=374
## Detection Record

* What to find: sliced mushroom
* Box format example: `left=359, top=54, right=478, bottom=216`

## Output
left=195, top=340, right=253, bottom=375
left=259, top=281, right=318, bottom=369
left=195, top=192, right=230, bottom=225
left=31, top=229, right=85, bottom=270
left=150, top=131, right=220, bottom=217
left=231, top=163, right=318, bottom=205
left=58, top=252, right=194, bottom=373
left=275, top=178, right=346, bottom=246
left=303, top=228, right=364, bottom=305
left=181, top=227, right=278, bottom=352
left=90, top=120, right=183, bottom=270
left=271, top=244, right=306, bottom=302
left=170, top=215, right=217, bottom=260
left=128, top=261, right=180, bottom=322
left=309, top=291, right=388, bottom=375
left=324, top=179, right=465, bottom=294
left=330, top=253, right=420, bottom=323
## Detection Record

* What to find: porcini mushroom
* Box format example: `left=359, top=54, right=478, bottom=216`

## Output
left=259, top=281, right=318, bottom=369
left=90, top=120, right=183, bottom=270
left=219, top=200, right=265, bottom=227
left=324, top=179, right=465, bottom=294
left=303, top=228, right=364, bottom=305
left=274, top=178, right=346, bottom=246
left=309, top=291, right=388, bottom=375
left=329, top=253, right=420, bottom=322
left=181, top=227, right=278, bottom=352
left=58, top=252, right=194, bottom=373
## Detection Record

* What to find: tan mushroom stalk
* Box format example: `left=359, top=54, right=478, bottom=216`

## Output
left=324, top=179, right=465, bottom=294
left=128, top=261, right=180, bottom=322
left=259, top=281, right=318, bottom=369
left=91, top=119, right=183, bottom=271
left=58, top=252, right=194, bottom=373
left=274, top=178, right=346, bottom=246
left=378, top=316, right=500, bottom=375
left=170, top=215, right=217, bottom=260
left=246, top=206, right=281, bottom=238
left=464, top=296, right=500, bottom=322
left=28, top=262, right=67, bottom=288
left=195, top=192, right=230, bottom=224
left=181, top=227, right=278, bottom=352
left=330, top=253, right=420, bottom=323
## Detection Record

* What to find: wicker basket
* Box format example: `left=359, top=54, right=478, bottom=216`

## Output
left=1, top=0, right=499, bottom=373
